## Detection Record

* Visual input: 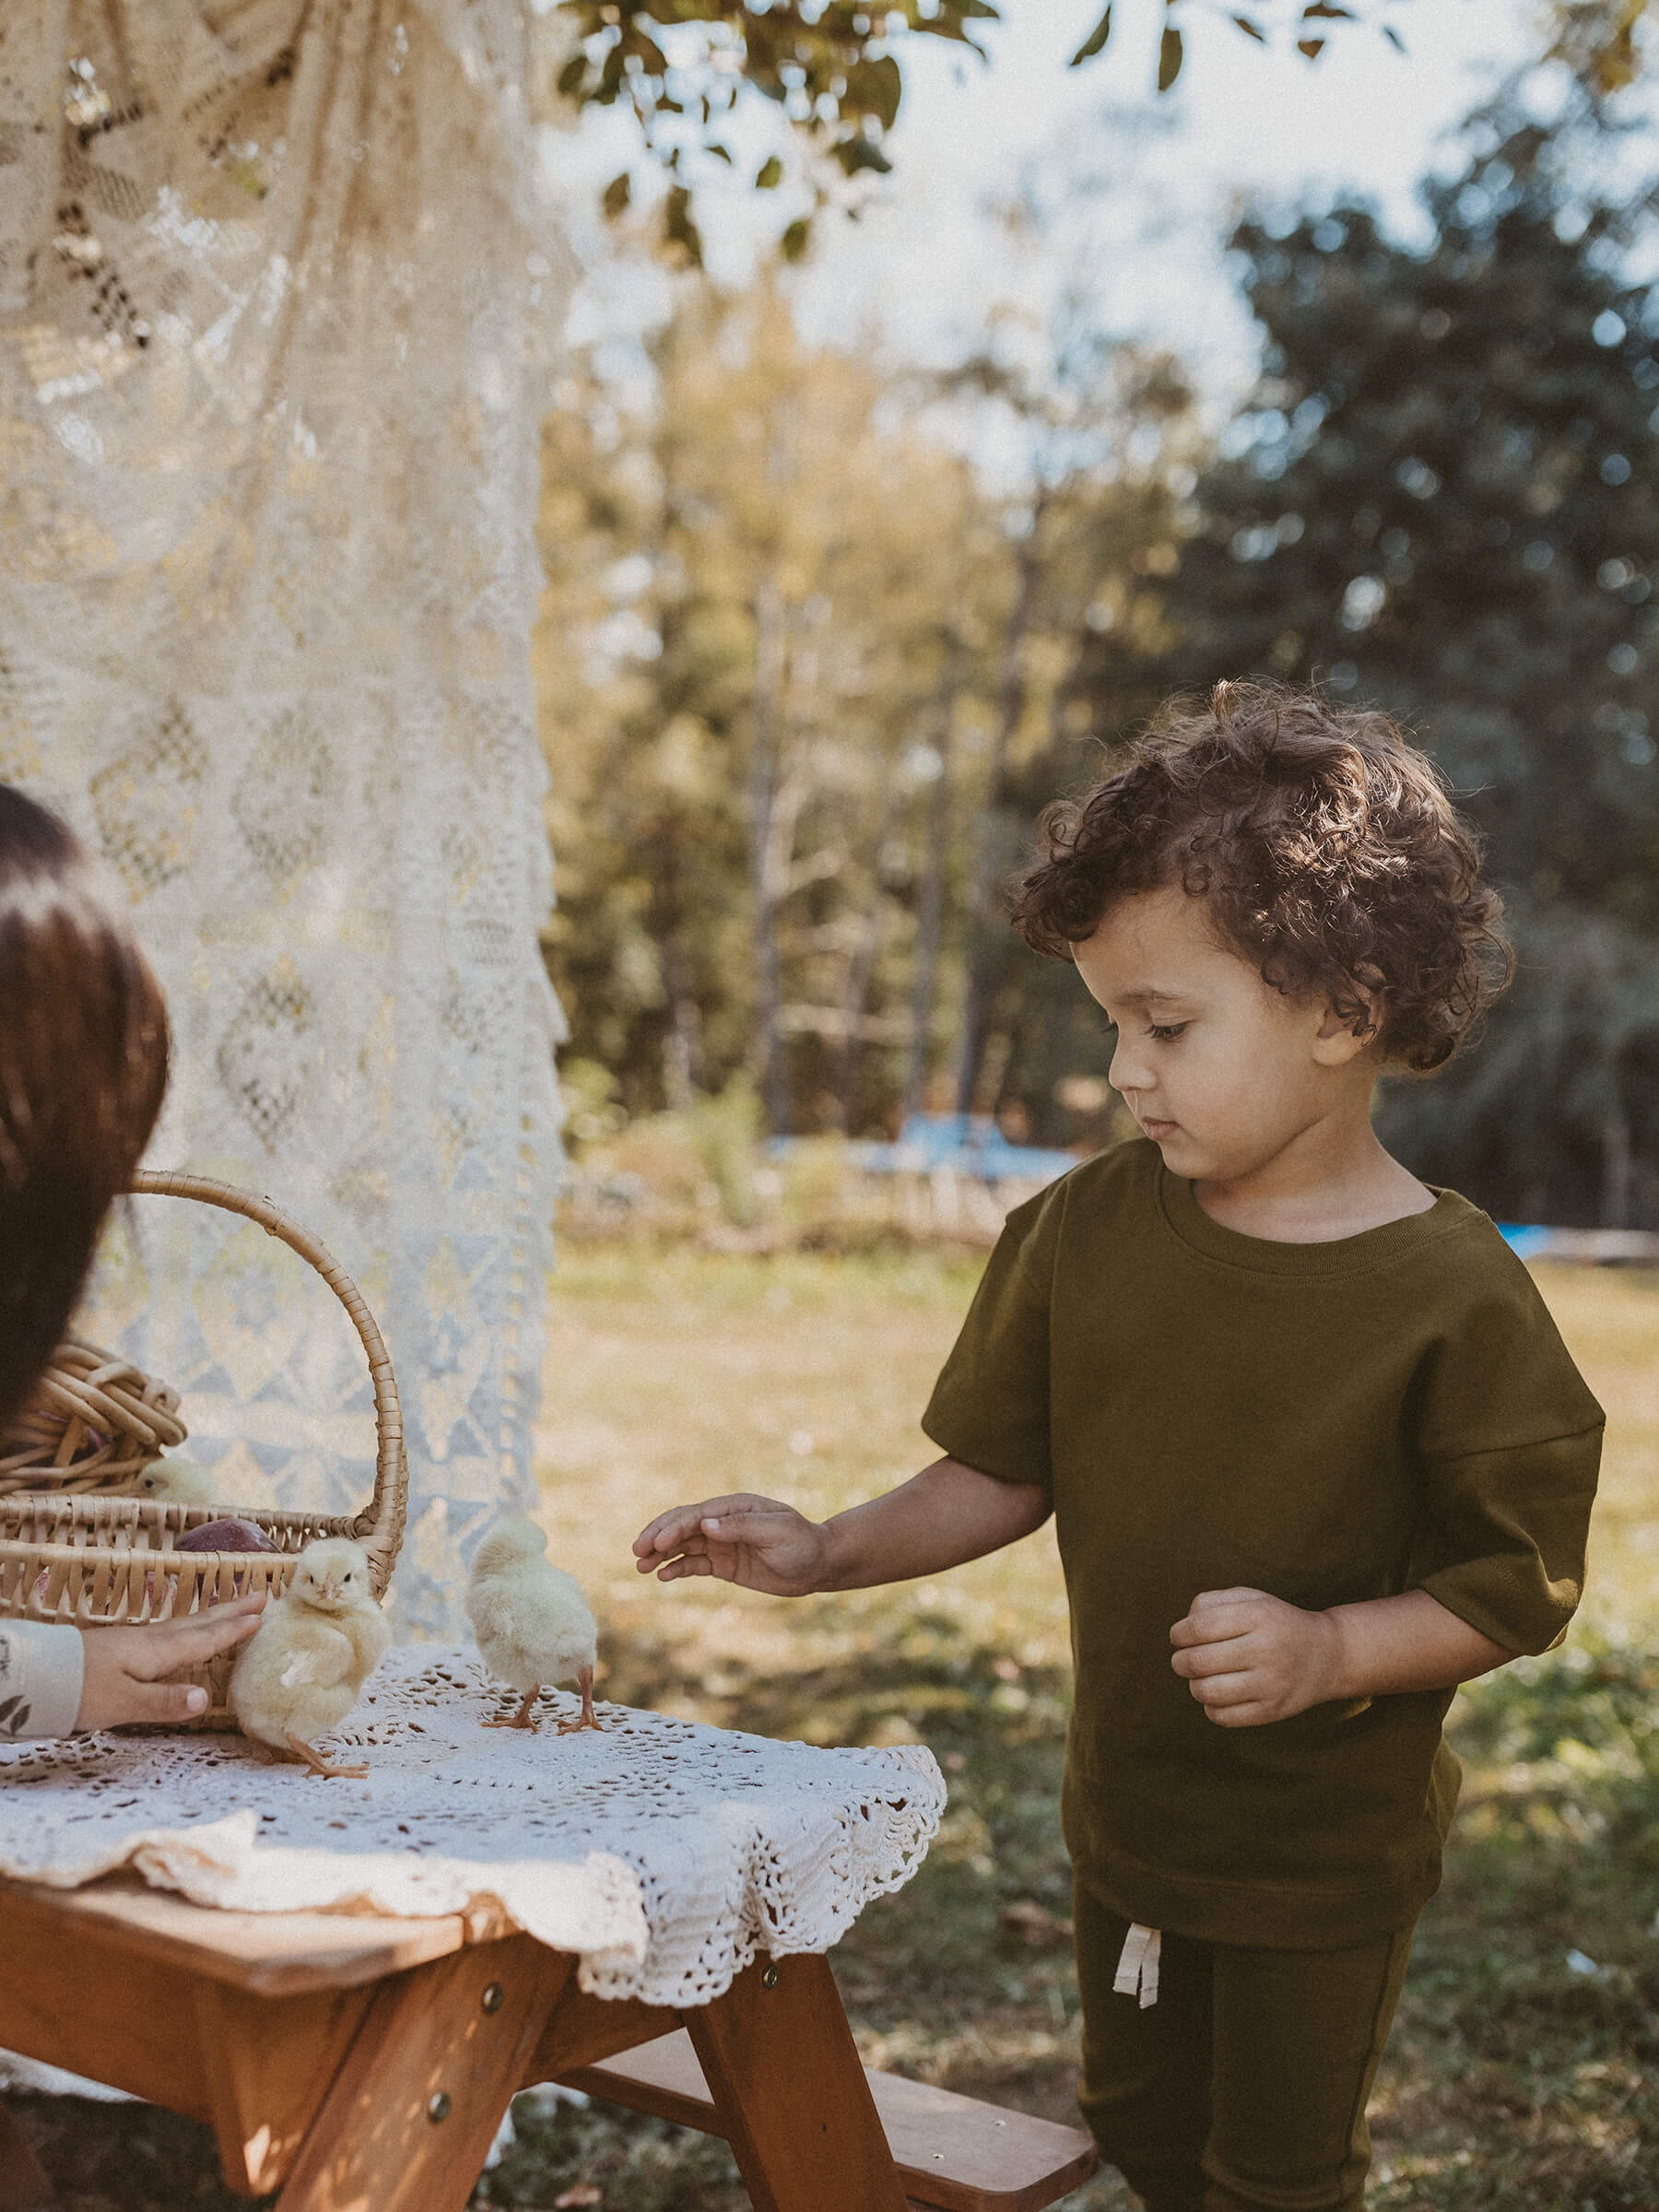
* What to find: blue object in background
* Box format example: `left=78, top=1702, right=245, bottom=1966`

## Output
left=848, top=1112, right=1077, bottom=1187
left=1497, top=1223, right=1555, bottom=1259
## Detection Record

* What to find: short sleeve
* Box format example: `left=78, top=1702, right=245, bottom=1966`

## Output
left=921, top=1191, right=1055, bottom=1493
left=1408, top=1254, right=1604, bottom=1656
left=0, top=1620, right=85, bottom=1740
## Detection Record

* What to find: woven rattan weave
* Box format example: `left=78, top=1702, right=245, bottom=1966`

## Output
left=0, top=1172, right=407, bottom=1728
left=0, top=1337, right=188, bottom=1499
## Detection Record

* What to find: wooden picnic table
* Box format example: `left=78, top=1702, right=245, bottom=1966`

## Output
left=0, top=1659, right=1096, bottom=2211
left=0, top=1871, right=912, bottom=2211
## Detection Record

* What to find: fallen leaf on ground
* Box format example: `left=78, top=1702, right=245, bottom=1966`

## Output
left=1000, top=1899, right=1075, bottom=1946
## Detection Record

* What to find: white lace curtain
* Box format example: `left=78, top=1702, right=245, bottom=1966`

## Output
left=0, top=0, right=568, bottom=1634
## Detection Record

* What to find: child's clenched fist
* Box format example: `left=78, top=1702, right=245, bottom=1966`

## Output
left=1170, top=1586, right=1342, bottom=1727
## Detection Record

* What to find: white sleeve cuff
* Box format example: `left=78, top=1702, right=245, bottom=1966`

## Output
left=0, top=1620, right=86, bottom=1739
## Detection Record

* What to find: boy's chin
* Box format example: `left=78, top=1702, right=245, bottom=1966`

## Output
left=1145, top=1125, right=1211, bottom=1173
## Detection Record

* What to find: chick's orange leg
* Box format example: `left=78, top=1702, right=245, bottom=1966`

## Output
left=484, top=1688, right=541, bottom=1731
left=286, top=1731, right=370, bottom=1780
left=557, top=1665, right=604, bottom=1735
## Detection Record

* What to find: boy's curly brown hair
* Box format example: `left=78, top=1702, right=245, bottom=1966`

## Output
left=1010, top=680, right=1512, bottom=1073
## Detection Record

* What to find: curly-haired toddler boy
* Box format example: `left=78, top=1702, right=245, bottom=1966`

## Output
left=634, top=680, right=1603, bottom=2212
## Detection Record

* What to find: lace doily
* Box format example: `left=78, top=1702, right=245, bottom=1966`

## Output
left=0, top=3, right=572, bottom=1635
left=0, top=1648, right=946, bottom=2009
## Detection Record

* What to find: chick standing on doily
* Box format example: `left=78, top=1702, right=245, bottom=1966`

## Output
left=466, top=1518, right=602, bottom=1734
left=229, top=1536, right=390, bottom=1778
left=130, top=1453, right=216, bottom=1505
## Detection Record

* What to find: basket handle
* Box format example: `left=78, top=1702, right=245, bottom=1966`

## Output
left=127, top=1171, right=407, bottom=1591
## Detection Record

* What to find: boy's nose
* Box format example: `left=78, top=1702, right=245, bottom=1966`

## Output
left=1109, top=1036, right=1149, bottom=1094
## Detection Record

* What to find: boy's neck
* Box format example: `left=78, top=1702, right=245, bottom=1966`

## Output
left=1189, top=1106, right=1436, bottom=1246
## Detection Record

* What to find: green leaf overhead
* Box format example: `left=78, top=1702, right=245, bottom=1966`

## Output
left=1071, top=7, right=1113, bottom=66
left=663, top=182, right=704, bottom=266
left=833, top=136, right=895, bottom=177
left=846, top=54, right=904, bottom=133
left=547, top=2, right=1403, bottom=249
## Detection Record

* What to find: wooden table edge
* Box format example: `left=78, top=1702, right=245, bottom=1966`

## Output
left=0, top=1872, right=508, bottom=1995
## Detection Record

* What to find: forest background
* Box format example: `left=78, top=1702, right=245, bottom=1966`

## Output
left=536, top=0, right=1659, bottom=1230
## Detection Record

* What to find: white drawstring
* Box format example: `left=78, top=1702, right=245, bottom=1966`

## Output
left=1113, top=1921, right=1161, bottom=2008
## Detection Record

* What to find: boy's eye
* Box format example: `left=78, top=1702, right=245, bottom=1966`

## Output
left=1147, top=1022, right=1189, bottom=1041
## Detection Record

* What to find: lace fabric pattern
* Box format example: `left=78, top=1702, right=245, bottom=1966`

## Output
left=0, top=1647, right=947, bottom=2007
left=0, top=2, right=569, bottom=1635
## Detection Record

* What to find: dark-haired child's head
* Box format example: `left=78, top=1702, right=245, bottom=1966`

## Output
left=0, top=789, right=169, bottom=1431
left=1010, top=681, right=1512, bottom=1186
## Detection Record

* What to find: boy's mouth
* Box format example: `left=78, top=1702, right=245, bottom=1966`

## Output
left=1140, top=1117, right=1179, bottom=1140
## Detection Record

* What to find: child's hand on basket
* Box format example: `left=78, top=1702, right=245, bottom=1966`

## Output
left=1170, top=1587, right=1341, bottom=1727
left=75, top=1591, right=267, bottom=1730
left=633, top=1495, right=830, bottom=1596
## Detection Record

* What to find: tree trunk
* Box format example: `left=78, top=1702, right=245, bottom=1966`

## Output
left=954, top=508, right=1047, bottom=1117
left=835, top=775, right=906, bottom=1132
left=903, top=644, right=962, bottom=1125
left=748, top=573, right=790, bottom=1135
left=1602, top=1093, right=1632, bottom=1230
left=661, top=924, right=702, bottom=1112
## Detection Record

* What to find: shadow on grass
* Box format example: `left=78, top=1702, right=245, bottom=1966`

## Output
left=7, top=1618, right=1654, bottom=2212
left=1370, top=1637, right=1659, bottom=2208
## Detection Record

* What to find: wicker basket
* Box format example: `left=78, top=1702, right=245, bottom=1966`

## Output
left=0, top=1171, right=407, bottom=1729
left=0, top=1335, right=188, bottom=1498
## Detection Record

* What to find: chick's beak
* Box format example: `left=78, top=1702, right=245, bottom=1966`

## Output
left=319, top=1576, right=340, bottom=1602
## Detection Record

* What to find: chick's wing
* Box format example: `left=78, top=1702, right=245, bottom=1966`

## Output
left=274, top=1615, right=357, bottom=1691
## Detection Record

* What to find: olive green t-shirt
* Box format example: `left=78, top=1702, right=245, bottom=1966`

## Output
left=922, top=1139, right=1604, bottom=1949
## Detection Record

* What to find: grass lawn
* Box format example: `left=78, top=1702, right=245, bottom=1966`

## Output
left=479, top=1243, right=1659, bottom=2212
left=10, top=1245, right=1655, bottom=2210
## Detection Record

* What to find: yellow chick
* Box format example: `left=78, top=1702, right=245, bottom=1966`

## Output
left=130, top=1453, right=216, bottom=1506
left=229, top=1537, right=390, bottom=1778
left=466, top=1518, right=601, bottom=1734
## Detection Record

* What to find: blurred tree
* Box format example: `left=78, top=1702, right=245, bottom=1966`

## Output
left=1075, top=107, right=1659, bottom=1220
left=947, top=335, right=1197, bottom=1136
left=925, top=155, right=1200, bottom=1139
left=535, top=268, right=1197, bottom=1140
left=535, top=283, right=1007, bottom=1133
left=1548, top=1, right=1654, bottom=94
left=1373, top=896, right=1659, bottom=1230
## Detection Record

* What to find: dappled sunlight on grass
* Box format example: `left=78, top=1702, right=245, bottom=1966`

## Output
left=517, top=1240, right=1659, bottom=2211
left=1527, top=1263, right=1659, bottom=1634
left=537, top=1241, right=1076, bottom=1706
left=15, top=1243, right=1650, bottom=2211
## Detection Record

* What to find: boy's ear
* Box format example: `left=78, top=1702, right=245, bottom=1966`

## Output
left=1311, top=994, right=1382, bottom=1066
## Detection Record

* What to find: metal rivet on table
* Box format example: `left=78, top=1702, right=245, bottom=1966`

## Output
left=427, top=2091, right=452, bottom=2124
left=481, top=1982, right=505, bottom=2014
left=761, top=1963, right=780, bottom=1989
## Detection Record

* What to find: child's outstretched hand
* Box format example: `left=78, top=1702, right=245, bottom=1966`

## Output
left=1170, top=1586, right=1340, bottom=1727
left=633, top=1495, right=830, bottom=1596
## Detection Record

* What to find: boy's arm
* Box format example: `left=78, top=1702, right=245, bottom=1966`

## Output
left=633, top=1455, right=1051, bottom=1597
left=1169, top=1585, right=1513, bottom=1728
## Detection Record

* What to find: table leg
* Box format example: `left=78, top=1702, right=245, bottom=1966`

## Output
left=274, top=1935, right=573, bottom=2212
left=0, top=2100, right=49, bottom=2212
left=684, top=1953, right=910, bottom=2212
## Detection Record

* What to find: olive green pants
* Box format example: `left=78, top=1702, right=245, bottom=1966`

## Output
left=1073, top=1880, right=1416, bottom=2212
